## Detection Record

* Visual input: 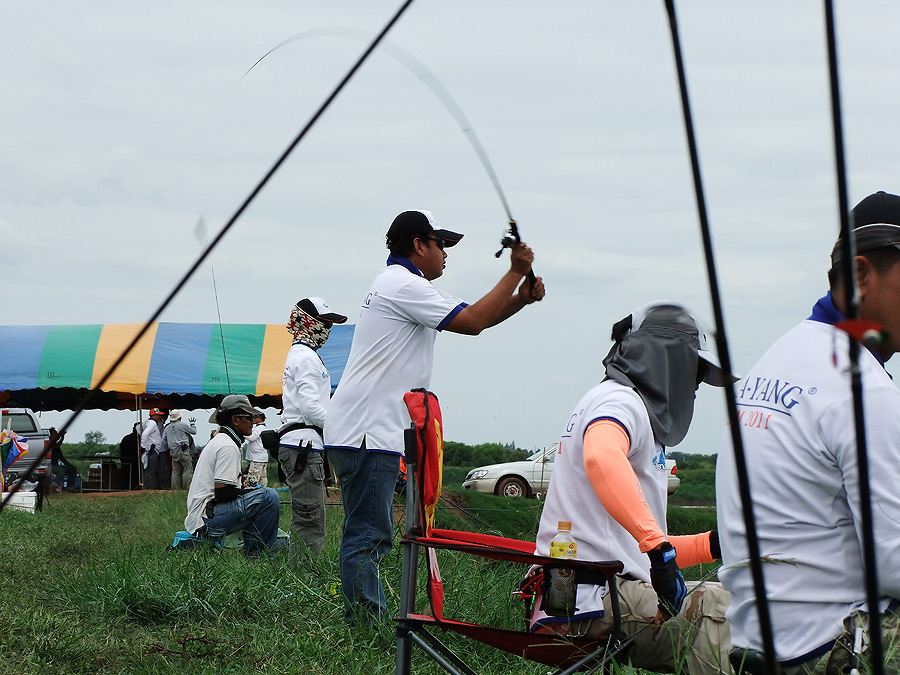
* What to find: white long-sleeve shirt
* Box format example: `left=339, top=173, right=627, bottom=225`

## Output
left=280, top=342, right=330, bottom=450
left=717, top=319, right=900, bottom=661
left=242, top=423, right=267, bottom=462
left=140, top=419, right=164, bottom=454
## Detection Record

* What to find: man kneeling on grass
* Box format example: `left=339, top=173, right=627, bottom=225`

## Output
left=185, top=395, right=283, bottom=555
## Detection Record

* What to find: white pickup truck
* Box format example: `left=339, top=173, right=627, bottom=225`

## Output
left=1, top=408, right=52, bottom=483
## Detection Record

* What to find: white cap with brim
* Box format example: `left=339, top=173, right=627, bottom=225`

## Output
left=296, top=297, right=348, bottom=324
left=208, top=394, right=264, bottom=423
left=629, top=301, right=739, bottom=387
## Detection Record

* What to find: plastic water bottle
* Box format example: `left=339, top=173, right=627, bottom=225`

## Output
left=545, top=520, right=577, bottom=615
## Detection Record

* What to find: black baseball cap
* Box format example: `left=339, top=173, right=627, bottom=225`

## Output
left=831, top=191, right=900, bottom=266
left=295, top=297, right=348, bottom=325
left=386, top=210, right=464, bottom=249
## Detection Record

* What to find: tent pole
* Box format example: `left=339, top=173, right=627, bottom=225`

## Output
left=137, top=394, right=144, bottom=490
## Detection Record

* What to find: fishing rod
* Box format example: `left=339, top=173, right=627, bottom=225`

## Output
left=662, top=1, right=779, bottom=673
left=0, top=0, right=416, bottom=512
left=245, top=27, right=536, bottom=284
left=211, top=267, right=233, bottom=394
left=823, top=1, right=884, bottom=672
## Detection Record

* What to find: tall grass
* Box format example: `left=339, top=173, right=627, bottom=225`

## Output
left=0, top=476, right=714, bottom=674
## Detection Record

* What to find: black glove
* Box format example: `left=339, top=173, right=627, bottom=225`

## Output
left=709, top=529, right=721, bottom=559
left=647, top=542, right=687, bottom=618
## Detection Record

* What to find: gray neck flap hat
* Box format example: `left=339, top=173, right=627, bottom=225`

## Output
left=602, top=302, right=733, bottom=447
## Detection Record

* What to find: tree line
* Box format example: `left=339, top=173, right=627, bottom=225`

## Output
left=62, top=431, right=533, bottom=469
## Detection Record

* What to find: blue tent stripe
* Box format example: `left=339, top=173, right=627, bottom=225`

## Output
left=320, top=325, right=354, bottom=390
left=0, top=325, right=49, bottom=389
left=146, top=323, right=213, bottom=395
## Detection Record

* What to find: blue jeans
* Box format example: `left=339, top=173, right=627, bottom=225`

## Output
left=203, top=487, right=281, bottom=555
left=329, top=446, right=401, bottom=623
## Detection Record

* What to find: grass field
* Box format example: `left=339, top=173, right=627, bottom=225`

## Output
left=0, top=468, right=718, bottom=675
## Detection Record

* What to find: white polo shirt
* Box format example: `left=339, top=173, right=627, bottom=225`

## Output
left=325, top=260, right=466, bottom=455
left=716, top=319, right=900, bottom=662
left=533, top=379, right=669, bottom=623
left=280, top=341, right=330, bottom=451
left=184, top=428, right=241, bottom=535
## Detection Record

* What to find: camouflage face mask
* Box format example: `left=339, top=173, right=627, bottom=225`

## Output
left=286, top=306, right=331, bottom=350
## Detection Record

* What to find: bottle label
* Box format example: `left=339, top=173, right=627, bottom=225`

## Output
left=549, top=541, right=577, bottom=559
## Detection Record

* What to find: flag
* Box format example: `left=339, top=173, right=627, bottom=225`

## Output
left=0, top=429, right=28, bottom=471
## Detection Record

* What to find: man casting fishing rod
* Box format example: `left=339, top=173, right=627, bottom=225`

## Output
left=325, top=209, right=545, bottom=626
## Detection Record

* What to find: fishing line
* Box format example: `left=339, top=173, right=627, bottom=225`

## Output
left=0, top=0, right=416, bottom=512
left=211, top=267, right=233, bottom=394
left=662, top=1, right=778, bottom=672
left=823, top=1, right=884, bottom=671
left=244, top=27, right=537, bottom=282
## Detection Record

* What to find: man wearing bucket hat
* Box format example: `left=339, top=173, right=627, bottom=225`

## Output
left=717, top=191, right=900, bottom=673
left=325, top=209, right=545, bottom=624
left=531, top=302, right=733, bottom=675
left=163, top=410, right=197, bottom=490
left=184, top=394, right=282, bottom=555
left=278, top=296, right=347, bottom=558
left=141, top=407, right=169, bottom=489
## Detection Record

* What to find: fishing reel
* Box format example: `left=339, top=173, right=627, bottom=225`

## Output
left=495, top=219, right=521, bottom=258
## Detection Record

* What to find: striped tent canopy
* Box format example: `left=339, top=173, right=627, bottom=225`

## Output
left=0, top=323, right=354, bottom=412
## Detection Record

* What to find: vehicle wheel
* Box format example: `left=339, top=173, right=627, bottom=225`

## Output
left=497, top=476, right=528, bottom=498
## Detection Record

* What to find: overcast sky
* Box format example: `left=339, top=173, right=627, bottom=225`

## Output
left=3, top=1, right=899, bottom=457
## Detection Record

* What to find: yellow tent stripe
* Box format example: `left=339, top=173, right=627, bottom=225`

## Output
left=256, top=324, right=292, bottom=396
left=91, top=323, right=159, bottom=393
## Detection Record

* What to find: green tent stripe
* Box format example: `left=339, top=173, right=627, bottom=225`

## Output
left=36, top=324, right=104, bottom=389
left=201, top=324, right=266, bottom=395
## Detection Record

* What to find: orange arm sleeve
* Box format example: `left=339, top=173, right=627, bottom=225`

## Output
left=583, top=419, right=667, bottom=553
left=668, top=532, right=716, bottom=567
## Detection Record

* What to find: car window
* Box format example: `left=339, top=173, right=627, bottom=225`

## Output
left=544, top=449, right=556, bottom=463
left=2, top=413, right=37, bottom=434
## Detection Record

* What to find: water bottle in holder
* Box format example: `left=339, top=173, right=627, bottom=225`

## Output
left=545, top=520, right=577, bottom=616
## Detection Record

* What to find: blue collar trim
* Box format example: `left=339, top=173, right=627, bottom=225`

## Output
left=292, top=339, right=318, bottom=352
left=386, top=254, right=424, bottom=277
left=808, top=291, right=887, bottom=368
left=808, top=292, right=844, bottom=325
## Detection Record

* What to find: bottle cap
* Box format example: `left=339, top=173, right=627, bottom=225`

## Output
left=558, top=520, right=571, bottom=531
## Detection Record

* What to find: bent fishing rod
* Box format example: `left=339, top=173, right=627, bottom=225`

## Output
left=245, top=27, right=536, bottom=285
left=663, top=2, right=779, bottom=673
left=0, top=0, right=416, bottom=512
left=824, top=1, right=884, bottom=672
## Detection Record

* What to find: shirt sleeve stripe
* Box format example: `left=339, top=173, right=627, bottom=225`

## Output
left=436, top=302, right=468, bottom=332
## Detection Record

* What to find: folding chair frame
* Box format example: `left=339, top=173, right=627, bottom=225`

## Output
left=395, top=418, right=635, bottom=675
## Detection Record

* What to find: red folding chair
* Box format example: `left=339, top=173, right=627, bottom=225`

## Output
left=395, top=389, right=634, bottom=675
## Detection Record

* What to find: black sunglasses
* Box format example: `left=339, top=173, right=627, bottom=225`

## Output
left=427, top=237, right=445, bottom=251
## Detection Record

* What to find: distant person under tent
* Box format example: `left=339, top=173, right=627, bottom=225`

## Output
left=49, top=428, right=80, bottom=493
left=164, top=410, right=197, bottom=490
left=242, top=412, right=268, bottom=488
left=118, top=423, right=142, bottom=490
left=141, top=408, right=169, bottom=489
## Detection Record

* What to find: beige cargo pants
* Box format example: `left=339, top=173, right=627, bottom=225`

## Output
left=536, top=576, right=732, bottom=675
